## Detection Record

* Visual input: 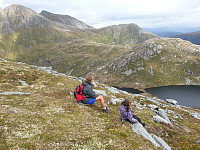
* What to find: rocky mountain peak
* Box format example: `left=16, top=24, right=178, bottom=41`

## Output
left=40, top=10, right=94, bottom=29
left=1, top=4, right=50, bottom=34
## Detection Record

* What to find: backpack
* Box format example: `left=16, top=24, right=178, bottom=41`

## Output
left=74, top=84, right=86, bottom=101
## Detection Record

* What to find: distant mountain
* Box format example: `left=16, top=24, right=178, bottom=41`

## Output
left=0, top=4, right=200, bottom=89
left=152, top=31, right=182, bottom=37
left=171, top=31, right=200, bottom=45
left=144, top=28, right=182, bottom=37
left=40, top=10, right=94, bottom=30
left=89, top=24, right=158, bottom=46
left=0, top=4, right=51, bottom=34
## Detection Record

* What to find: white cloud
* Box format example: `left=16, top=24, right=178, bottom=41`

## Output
left=1, top=0, right=200, bottom=31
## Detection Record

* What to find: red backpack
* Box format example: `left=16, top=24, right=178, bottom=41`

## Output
left=74, top=85, right=86, bottom=101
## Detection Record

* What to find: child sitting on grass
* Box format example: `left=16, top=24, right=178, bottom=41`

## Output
left=120, top=99, right=145, bottom=126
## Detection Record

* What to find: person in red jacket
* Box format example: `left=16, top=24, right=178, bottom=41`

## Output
left=81, top=76, right=110, bottom=113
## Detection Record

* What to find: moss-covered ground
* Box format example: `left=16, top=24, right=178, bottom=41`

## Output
left=0, top=59, right=200, bottom=149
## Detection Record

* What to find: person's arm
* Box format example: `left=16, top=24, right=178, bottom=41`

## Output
left=127, top=111, right=138, bottom=124
left=86, top=88, right=99, bottom=98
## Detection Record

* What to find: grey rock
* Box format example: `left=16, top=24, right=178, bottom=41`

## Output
left=131, top=123, right=160, bottom=147
left=93, top=90, right=107, bottom=97
left=166, top=99, right=178, bottom=105
left=190, top=112, right=200, bottom=120
left=0, top=58, right=7, bottom=62
left=196, top=140, right=200, bottom=144
left=153, top=115, right=171, bottom=124
left=123, top=69, right=133, bottom=76
left=156, top=108, right=171, bottom=124
left=149, top=66, right=154, bottom=75
left=18, top=80, right=29, bottom=86
left=166, top=109, right=183, bottom=119
left=151, top=134, right=171, bottom=150
left=105, top=86, right=120, bottom=94
left=147, top=104, right=159, bottom=111
left=185, top=77, right=191, bottom=85
left=110, top=97, right=124, bottom=105
left=92, top=82, right=98, bottom=88
left=135, top=104, right=143, bottom=110
left=0, top=91, right=32, bottom=95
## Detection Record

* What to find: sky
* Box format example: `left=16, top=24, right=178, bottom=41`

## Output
left=0, top=0, right=200, bottom=32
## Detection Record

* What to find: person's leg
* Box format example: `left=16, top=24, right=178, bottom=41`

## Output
left=95, top=95, right=106, bottom=108
left=133, top=115, right=142, bottom=124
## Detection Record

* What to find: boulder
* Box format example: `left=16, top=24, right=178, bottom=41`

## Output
left=190, top=112, right=200, bottom=120
left=105, top=86, right=120, bottom=94
left=151, top=134, right=171, bottom=150
left=156, top=108, right=171, bottom=124
left=131, top=123, right=160, bottom=147
left=18, top=80, right=29, bottom=86
left=166, top=109, right=183, bottom=119
left=0, top=91, right=32, bottom=95
left=110, top=97, right=124, bottom=105
left=196, top=140, right=200, bottom=144
left=153, top=115, right=171, bottom=124
left=166, top=99, right=178, bottom=105
left=93, top=90, right=107, bottom=97
left=147, top=104, right=159, bottom=111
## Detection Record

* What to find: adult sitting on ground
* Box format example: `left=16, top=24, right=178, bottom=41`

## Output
left=120, top=99, right=145, bottom=126
left=80, top=76, right=110, bottom=113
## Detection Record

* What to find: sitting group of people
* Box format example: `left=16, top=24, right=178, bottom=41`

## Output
left=78, top=76, right=145, bottom=126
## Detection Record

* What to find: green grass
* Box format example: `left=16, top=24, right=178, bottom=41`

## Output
left=0, top=59, right=200, bottom=150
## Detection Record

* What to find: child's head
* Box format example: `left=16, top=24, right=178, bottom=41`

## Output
left=121, top=99, right=131, bottom=112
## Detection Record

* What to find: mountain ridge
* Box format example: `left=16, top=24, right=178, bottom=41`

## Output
left=0, top=4, right=200, bottom=90
left=40, top=10, right=94, bottom=30
left=171, top=31, right=200, bottom=45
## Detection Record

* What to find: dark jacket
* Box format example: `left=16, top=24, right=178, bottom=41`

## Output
left=81, top=81, right=99, bottom=104
left=120, top=105, right=138, bottom=123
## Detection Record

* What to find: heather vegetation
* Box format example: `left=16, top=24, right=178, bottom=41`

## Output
left=0, top=5, right=200, bottom=149
left=0, top=59, right=200, bottom=150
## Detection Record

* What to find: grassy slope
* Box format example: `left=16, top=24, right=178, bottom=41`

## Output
left=94, top=38, right=200, bottom=89
left=84, top=24, right=158, bottom=46
left=0, top=25, right=74, bottom=60
left=16, top=39, right=129, bottom=77
left=0, top=59, right=200, bottom=150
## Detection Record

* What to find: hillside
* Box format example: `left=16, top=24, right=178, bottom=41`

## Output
left=0, top=4, right=75, bottom=60
left=16, top=39, right=129, bottom=76
left=171, top=31, right=200, bottom=45
left=0, top=58, right=200, bottom=149
left=0, top=5, right=157, bottom=78
left=0, top=4, right=200, bottom=90
left=88, top=24, right=158, bottom=46
left=93, top=38, right=200, bottom=89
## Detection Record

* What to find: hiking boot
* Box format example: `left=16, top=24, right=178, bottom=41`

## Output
left=103, top=107, right=110, bottom=113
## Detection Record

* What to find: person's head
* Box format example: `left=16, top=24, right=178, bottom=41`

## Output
left=121, top=99, right=131, bottom=112
left=85, top=76, right=93, bottom=84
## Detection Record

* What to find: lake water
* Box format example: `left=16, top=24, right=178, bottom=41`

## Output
left=145, top=85, right=200, bottom=107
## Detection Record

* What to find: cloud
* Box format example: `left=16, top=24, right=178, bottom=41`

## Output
left=1, top=0, right=200, bottom=31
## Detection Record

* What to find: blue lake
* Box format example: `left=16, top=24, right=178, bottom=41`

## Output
left=145, top=85, right=200, bottom=107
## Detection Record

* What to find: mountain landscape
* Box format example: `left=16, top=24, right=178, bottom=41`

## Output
left=0, top=4, right=200, bottom=150
left=94, top=37, right=200, bottom=89
left=0, top=57, right=200, bottom=149
left=0, top=4, right=199, bottom=90
left=171, top=31, right=200, bottom=45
